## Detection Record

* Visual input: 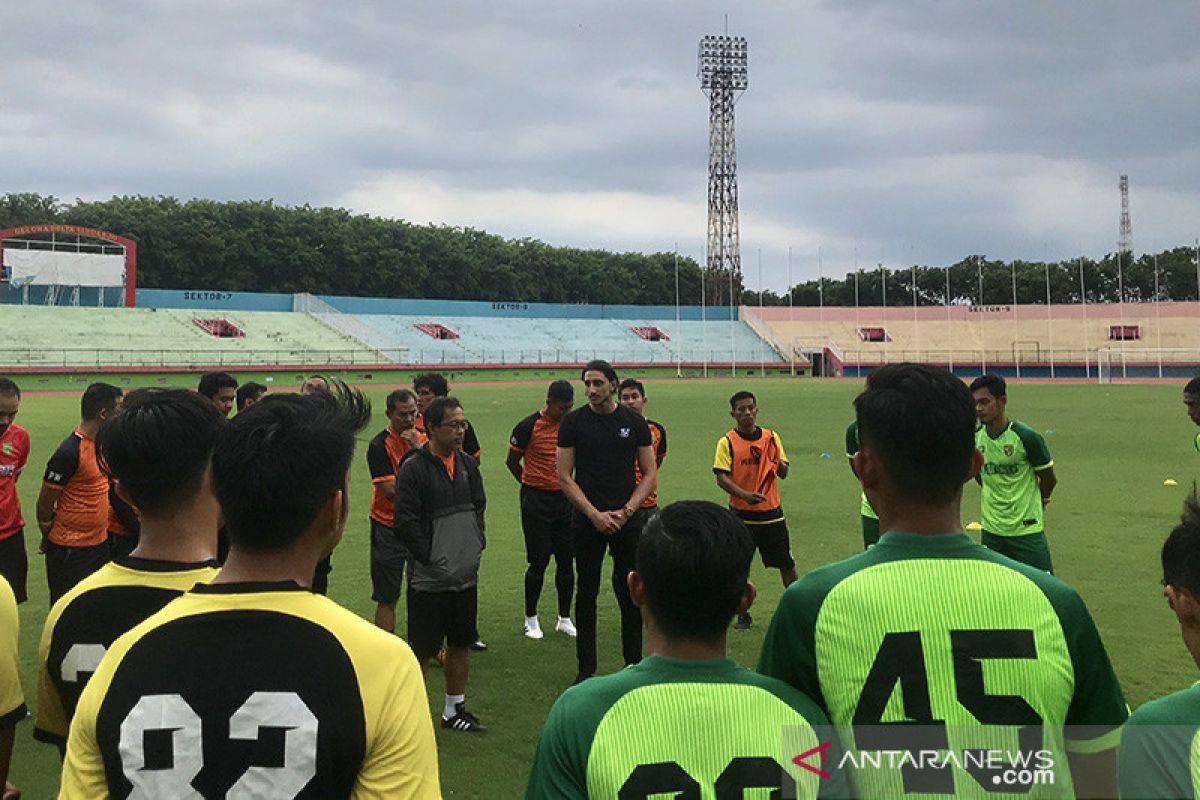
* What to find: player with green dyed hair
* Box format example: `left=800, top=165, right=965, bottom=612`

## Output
left=1184, top=376, right=1200, bottom=454
left=1120, top=493, right=1200, bottom=799
left=760, top=363, right=1127, bottom=799
left=526, top=500, right=847, bottom=799
left=845, top=419, right=879, bottom=548
left=971, top=374, right=1058, bottom=572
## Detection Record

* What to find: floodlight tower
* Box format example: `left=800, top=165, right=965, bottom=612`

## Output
left=698, top=33, right=748, bottom=307
left=1118, top=174, right=1133, bottom=256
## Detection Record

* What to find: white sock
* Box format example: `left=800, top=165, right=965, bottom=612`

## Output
left=525, top=615, right=538, bottom=625
left=444, top=694, right=465, bottom=718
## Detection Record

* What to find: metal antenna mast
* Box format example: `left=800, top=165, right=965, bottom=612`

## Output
left=1118, top=174, right=1133, bottom=256
left=698, top=32, right=747, bottom=307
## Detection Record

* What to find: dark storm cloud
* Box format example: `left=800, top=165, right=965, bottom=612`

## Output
left=3, top=1, right=1197, bottom=288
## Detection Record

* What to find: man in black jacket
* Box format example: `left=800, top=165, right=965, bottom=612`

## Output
left=395, top=396, right=488, bottom=732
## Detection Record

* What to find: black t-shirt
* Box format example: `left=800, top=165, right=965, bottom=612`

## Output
left=557, top=404, right=652, bottom=511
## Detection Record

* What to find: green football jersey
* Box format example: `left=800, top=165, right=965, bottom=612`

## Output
left=1194, top=430, right=1200, bottom=453
left=1120, top=683, right=1200, bottom=800
left=759, top=532, right=1127, bottom=799
left=845, top=421, right=878, bottom=521
left=525, top=655, right=849, bottom=799
left=976, top=420, right=1053, bottom=536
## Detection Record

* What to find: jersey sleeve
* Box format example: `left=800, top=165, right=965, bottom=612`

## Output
left=1051, top=585, right=1128, bottom=751
left=509, top=414, right=536, bottom=453
left=356, top=645, right=441, bottom=798
left=44, top=434, right=81, bottom=487
left=557, top=412, right=579, bottom=449
left=633, top=415, right=652, bottom=447
left=1015, top=424, right=1053, bottom=470
left=0, top=578, right=24, bottom=728
left=525, top=691, right=592, bottom=800
left=844, top=422, right=859, bottom=458
left=34, top=604, right=68, bottom=743
left=654, top=422, right=667, bottom=458
left=758, top=580, right=828, bottom=712
left=713, top=436, right=733, bottom=473
left=14, top=429, right=29, bottom=478
left=1118, top=708, right=1194, bottom=800
left=366, top=435, right=394, bottom=484
left=773, top=431, right=789, bottom=464
left=463, top=422, right=481, bottom=461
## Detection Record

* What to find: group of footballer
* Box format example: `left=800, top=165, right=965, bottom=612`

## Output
left=0, top=367, right=1197, bottom=796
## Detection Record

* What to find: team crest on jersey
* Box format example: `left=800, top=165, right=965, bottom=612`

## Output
left=619, top=427, right=630, bottom=438
left=0, top=443, right=11, bottom=456
left=1003, top=444, right=1014, bottom=456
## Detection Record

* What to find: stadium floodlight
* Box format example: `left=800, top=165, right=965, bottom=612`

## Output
left=697, top=35, right=749, bottom=91
left=697, top=34, right=749, bottom=307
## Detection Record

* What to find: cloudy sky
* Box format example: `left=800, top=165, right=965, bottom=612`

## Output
left=5, top=1, right=1199, bottom=289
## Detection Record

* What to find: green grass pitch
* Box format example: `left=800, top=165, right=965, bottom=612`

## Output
left=5, top=377, right=1198, bottom=797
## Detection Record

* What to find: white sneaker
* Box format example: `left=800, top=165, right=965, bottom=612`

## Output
left=524, top=617, right=543, bottom=640
left=555, top=616, right=577, bottom=637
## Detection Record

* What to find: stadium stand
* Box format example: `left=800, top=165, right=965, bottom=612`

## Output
left=316, top=313, right=781, bottom=366
left=0, top=302, right=781, bottom=370
left=750, top=302, right=1200, bottom=376
left=0, top=306, right=382, bottom=369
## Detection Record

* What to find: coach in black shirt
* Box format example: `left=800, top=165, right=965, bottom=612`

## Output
left=556, top=360, right=656, bottom=683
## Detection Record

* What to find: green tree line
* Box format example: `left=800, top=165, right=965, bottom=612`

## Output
left=743, top=250, right=1200, bottom=307
left=0, top=193, right=704, bottom=305
left=4, top=193, right=1197, bottom=306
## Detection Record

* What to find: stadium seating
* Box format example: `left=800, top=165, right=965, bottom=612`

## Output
left=0, top=305, right=782, bottom=369
left=751, top=303, right=1200, bottom=369
left=319, top=313, right=783, bottom=365
left=0, top=306, right=380, bottom=368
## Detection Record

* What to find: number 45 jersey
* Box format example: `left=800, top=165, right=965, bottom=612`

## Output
left=759, top=532, right=1128, bottom=798
left=60, top=581, right=440, bottom=800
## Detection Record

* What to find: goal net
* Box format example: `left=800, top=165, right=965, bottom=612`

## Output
left=1096, top=348, right=1200, bottom=383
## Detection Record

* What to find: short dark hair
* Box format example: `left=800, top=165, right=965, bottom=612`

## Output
left=547, top=380, right=574, bottom=404
left=413, top=373, right=449, bottom=397
left=1163, top=493, right=1200, bottom=597
left=581, top=360, right=618, bottom=384
left=637, top=501, right=754, bottom=642
left=198, top=371, right=238, bottom=399
left=729, top=390, right=756, bottom=409
left=96, top=389, right=225, bottom=516
left=81, top=383, right=123, bottom=421
left=0, top=378, right=19, bottom=398
left=1185, top=376, right=1200, bottom=396
left=424, top=396, right=462, bottom=429
left=969, top=374, right=1007, bottom=398
left=855, top=363, right=976, bottom=505
left=386, top=389, right=417, bottom=414
left=235, top=382, right=267, bottom=411
left=619, top=378, right=646, bottom=398
left=212, top=383, right=371, bottom=552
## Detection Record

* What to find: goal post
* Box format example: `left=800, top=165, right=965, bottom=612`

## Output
left=0, top=224, right=137, bottom=307
left=1097, top=347, right=1200, bottom=383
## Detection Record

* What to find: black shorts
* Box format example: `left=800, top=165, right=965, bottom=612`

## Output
left=407, top=586, right=478, bottom=662
left=735, top=513, right=795, bottom=570
left=520, top=486, right=573, bottom=565
left=370, top=519, right=408, bottom=604
left=45, top=539, right=111, bottom=605
left=0, top=530, right=28, bottom=604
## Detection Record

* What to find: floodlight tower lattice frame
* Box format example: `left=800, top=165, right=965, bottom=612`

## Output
left=1118, top=174, right=1133, bottom=256
left=698, top=34, right=748, bottom=308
